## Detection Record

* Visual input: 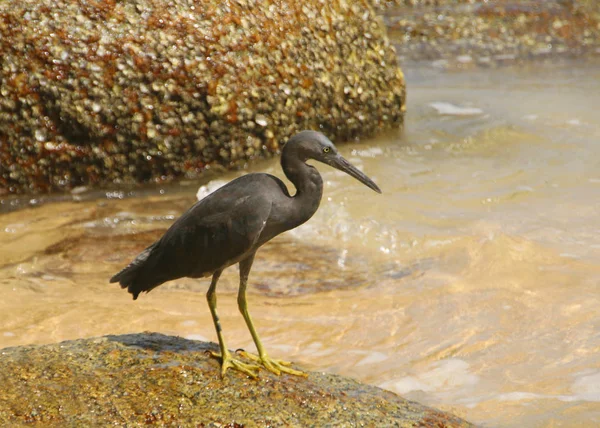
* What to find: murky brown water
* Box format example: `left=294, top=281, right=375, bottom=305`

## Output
left=2, top=60, right=600, bottom=427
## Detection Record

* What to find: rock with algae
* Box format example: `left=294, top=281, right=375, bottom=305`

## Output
left=0, top=0, right=406, bottom=195
left=0, top=333, right=474, bottom=426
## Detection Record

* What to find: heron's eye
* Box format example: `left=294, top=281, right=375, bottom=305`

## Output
left=323, top=147, right=331, bottom=153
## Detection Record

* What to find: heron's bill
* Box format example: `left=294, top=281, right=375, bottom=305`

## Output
left=329, top=155, right=382, bottom=194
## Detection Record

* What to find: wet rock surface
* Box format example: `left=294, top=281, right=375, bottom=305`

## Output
left=0, top=0, right=405, bottom=195
left=0, top=333, right=474, bottom=426
left=381, top=0, right=600, bottom=67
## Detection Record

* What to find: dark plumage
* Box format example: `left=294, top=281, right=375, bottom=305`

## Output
left=110, top=130, right=381, bottom=377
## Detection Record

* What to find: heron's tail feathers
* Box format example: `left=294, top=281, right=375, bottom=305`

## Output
left=110, top=242, right=160, bottom=300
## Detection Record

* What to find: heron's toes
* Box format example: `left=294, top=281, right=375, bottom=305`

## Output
left=210, top=351, right=260, bottom=378
left=237, top=350, right=307, bottom=377
left=263, top=357, right=307, bottom=377
left=236, top=350, right=261, bottom=362
left=223, top=357, right=261, bottom=379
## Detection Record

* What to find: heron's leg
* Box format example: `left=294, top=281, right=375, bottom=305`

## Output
left=206, top=270, right=259, bottom=378
left=237, top=253, right=307, bottom=377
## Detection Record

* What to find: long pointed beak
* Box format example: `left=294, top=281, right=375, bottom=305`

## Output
left=328, top=155, right=382, bottom=194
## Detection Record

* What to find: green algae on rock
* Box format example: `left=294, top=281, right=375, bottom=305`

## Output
left=0, top=0, right=406, bottom=195
left=0, top=333, right=473, bottom=426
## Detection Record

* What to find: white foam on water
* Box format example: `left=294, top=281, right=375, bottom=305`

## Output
left=3, top=224, right=24, bottom=233
left=496, top=391, right=545, bottom=401
left=351, top=147, right=384, bottom=158
left=379, top=358, right=480, bottom=395
left=429, top=102, right=483, bottom=116
left=567, top=370, right=600, bottom=402
left=304, top=341, right=337, bottom=358
left=196, top=179, right=229, bottom=201
left=353, top=351, right=389, bottom=367
left=383, top=376, right=433, bottom=394
left=461, top=371, right=600, bottom=406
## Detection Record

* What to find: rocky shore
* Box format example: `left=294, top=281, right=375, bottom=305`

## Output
left=2, top=0, right=599, bottom=195
left=380, top=0, right=600, bottom=67
left=0, top=333, right=474, bottom=426
left=0, top=0, right=406, bottom=195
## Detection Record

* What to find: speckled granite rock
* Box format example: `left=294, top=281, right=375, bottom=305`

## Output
left=0, top=333, right=474, bottom=426
left=0, top=0, right=406, bottom=195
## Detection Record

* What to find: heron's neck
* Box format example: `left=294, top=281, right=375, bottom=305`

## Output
left=281, top=154, right=323, bottom=219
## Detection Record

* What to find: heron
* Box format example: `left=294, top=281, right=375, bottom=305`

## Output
left=110, top=130, right=381, bottom=378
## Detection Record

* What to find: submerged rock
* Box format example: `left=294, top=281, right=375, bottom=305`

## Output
left=0, top=333, right=473, bottom=426
left=0, top=0, right=406, bottom=195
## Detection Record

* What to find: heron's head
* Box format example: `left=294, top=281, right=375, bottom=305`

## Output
left=283, top=130, right=381, bottom=194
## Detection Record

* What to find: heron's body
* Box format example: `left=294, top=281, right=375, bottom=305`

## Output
left=111, top=131, right=380, bottom=378
left=114, top=171, right=322, bottom=298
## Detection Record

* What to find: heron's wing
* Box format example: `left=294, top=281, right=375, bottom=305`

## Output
left=148, top=192, right=272, bottom=281
left=111, top=175, right=277, bottom=299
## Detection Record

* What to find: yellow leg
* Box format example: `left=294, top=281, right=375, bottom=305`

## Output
left=206, top=270, right=260, bottom=378
left=237, top=254, right=307, bottom=377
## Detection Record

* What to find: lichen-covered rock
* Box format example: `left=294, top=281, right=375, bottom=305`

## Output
left=0, top=0, right=406, bottom=195
left=0, top=333, right=473, bottom=426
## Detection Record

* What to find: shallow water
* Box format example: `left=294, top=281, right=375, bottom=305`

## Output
left=2, top=60, right=600, bottom=426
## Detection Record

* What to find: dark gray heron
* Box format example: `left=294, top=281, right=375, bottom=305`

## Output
left=110, top=130, right=381, bottom=378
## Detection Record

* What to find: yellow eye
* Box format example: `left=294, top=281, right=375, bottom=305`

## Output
left=323, top=147, right=330, bottom=153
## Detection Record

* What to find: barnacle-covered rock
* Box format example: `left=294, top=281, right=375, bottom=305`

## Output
left=378, top=0, right=600, bottom=66
left=0, top=0, right=406, bottom=194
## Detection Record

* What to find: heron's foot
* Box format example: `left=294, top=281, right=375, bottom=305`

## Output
left=237, top=350, right=307, bottom=377
left=209, top=351, right=260, bottom=378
